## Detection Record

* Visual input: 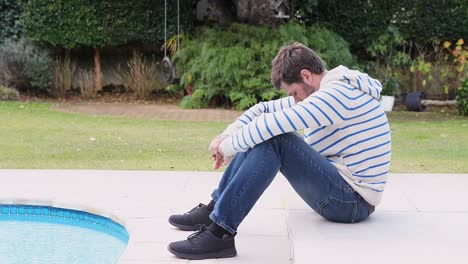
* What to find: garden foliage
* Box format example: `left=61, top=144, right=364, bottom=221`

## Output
left=0, top=85, right=20, bottom=100
left=0, top=38, right=52, bottom=91
left=0, top=0, right=22, bottom=44
left=296, top=0, right=467, bottom=52
left=20, top=0, right=192, bottom=48
left=457, top=79, right=468, bottom=116
left=173, top=23, right=355, bottom=110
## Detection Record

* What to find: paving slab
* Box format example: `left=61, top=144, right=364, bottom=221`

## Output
left=0, top=170, right=467, bottom=264
left=290, top=211, right=468, bottom=264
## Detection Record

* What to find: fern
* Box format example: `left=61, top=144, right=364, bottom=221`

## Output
left=180, top=95, right=206, bottom=109
left=174, top=22, right=355, bottom=110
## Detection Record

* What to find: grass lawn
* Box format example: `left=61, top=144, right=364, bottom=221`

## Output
left=387, top=109, right=468, bottom=173
left=1, top=101, right=467, bottom=173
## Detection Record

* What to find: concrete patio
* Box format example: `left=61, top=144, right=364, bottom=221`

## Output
left=0, top=170, right=467, bottom=264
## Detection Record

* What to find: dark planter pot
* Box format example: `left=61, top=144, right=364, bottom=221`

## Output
left=405, top=92, right=427, bottom=112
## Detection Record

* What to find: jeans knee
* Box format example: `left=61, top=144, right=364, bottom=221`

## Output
left=249, top=133, right=302, bottom=158
left=267, top=133, right=301, bottom=148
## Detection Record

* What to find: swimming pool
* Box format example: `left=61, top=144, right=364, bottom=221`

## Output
left=0, top=204, right=129, bottom=263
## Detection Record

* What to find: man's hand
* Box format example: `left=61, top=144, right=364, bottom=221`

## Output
left=212, top=150, right=234, bottom=170
left=212, top=153, right=224, bottom=170
left=209, top=134, right=228, bottom=161
left=209, top=134, right=232, bottom=170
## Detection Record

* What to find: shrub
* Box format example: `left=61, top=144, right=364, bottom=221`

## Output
left=0, top=38, right=52, bottom=91
left=174, top=23, right=355, bottom=110
left=297, top=0, right=467, bottom=53
left=23, top=46, right=52, bottom=89
left=381, top=77, right=399, bottom=96
left=395, top=0, right=467, bottom=49
left=0, top=85, right=19, bottom=100
left=0, top=0, right=22, bottom=44
left=366, top=26, right=410, bottom=96
left=21, top=0, right=193, bottom=46
left=51, top=56, right=76, bottom=98
left=0, top=40, right=25, bottom=88
left=116, top=51, right=165, bottom=99
left=457, top=79, right=468, bottom=116
left=77, top=69, right=97, bottom=98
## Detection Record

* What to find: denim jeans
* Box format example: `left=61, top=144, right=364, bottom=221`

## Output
left=210, top=133, right=372, bottom=234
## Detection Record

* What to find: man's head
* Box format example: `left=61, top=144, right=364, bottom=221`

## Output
left=271, top=42, right=326, bottom=102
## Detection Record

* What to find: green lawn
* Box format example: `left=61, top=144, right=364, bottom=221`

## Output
left=1, top=101, right=467, bottom=173
left=387, top=109, right=468, bottom=173
left=0, top=101, right=225, bottom=171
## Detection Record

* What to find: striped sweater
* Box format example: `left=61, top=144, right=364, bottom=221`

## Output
left=219, top=65, right=391, bottom=206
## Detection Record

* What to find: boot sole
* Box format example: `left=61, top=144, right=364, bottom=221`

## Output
left=168, top=246, right=237, bottom=260
left=168, top=219, right=204, bottom=231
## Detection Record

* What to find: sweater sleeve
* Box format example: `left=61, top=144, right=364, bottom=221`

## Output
left=221, top=96, right=295, bottom=136
left=219, top=90, right=346, bottom=157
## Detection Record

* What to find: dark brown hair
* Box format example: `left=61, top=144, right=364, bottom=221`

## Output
left=271, top=42, right=325, bottom=89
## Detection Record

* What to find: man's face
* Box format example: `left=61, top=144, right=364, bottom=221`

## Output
left=282, top=81, right=317, bottom=103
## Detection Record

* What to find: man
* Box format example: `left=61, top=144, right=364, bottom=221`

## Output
left=167, top=42, right=391, bottom=260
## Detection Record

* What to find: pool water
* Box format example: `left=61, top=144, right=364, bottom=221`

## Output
left=0, top=205, right=129, bottom=264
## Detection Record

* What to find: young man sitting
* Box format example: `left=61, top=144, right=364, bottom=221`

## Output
left=167, top=42, right=391, bottom=260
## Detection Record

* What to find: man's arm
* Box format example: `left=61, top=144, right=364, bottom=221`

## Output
left=220, top=96, right=296, bottom=136
left=209, top=96, right=295, bottom=169
left=219, top=89, right=350, bottom=157
left=210, top=96, right=295, bottom=154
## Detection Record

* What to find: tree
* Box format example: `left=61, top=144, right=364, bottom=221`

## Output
left=316, top=0, right=400, bottom=52
left=21, top=0, right=193, bottom=93
left=236, top=0, right=279, bottom=26
left=0, top=0, right=22, bottom=43
left=22, top=0, right=107, bottom=91
left=396, top=0, right=468, bottom=46
left=207, top=0, right=289, bottom=27
left=296, top=0, right=467, bottom=52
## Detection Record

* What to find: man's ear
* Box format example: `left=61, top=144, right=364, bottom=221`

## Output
left=300, top=69, right=313, bottom=84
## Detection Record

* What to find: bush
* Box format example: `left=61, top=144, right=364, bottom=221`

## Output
left=396, top=0, right=467, bottom=48
left=77, top=69, right=97, bottom=98
left=0, top=40, right=24, bottom=88
left=457, top=79, right=468, bottom=116
left=0, top=38, right=52, bottom=91
left=0, top=85, right=19, bottom=100
left=174, top=23, right=355, bottom=110
left=51, top=56, right=76, bottom=98
left=297, top=0, right=467, bottom=53
left=116, top=51, right=165, bottom=99
left=21, top=0, right=193, bottom=47
left=0, top=0, right=22, bottom=43
left=24, top=45, right=53, bottom=89
left=314, top=0, right=399, bottom=52
left=381, top=77, right=399, bottom=96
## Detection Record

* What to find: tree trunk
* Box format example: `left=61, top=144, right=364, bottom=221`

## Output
left=210, top=0, right=235, bottom=27
left=236, top=0, right=278, bottom=26
left=94, top=47, right=102, bottom=92
left=208, top=0, right=287, bottom=27
left=63, top=49, right=72, bottom=95
left=454, top=69, right=462, bottom=90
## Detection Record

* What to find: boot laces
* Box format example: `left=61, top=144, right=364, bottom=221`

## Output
left=187, top=225, right=207, bottom=241
left=186, top=203, right=204, bottom=215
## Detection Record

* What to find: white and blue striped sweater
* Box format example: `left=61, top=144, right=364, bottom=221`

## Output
left=219, top=65, right=391, bottom=206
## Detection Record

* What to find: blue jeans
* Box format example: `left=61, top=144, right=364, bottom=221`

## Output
left=210, top=133, right=372, bottom=234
